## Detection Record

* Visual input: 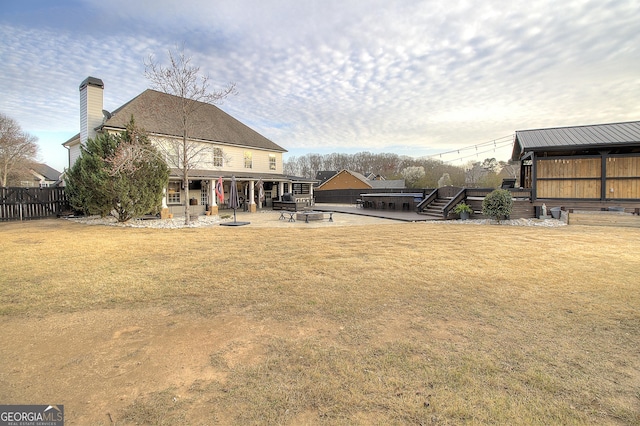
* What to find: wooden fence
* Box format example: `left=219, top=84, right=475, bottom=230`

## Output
left=0, top=187, right=69, bottom=221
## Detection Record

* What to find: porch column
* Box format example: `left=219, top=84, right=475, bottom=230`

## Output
left=160, top=187, right=170, bottom=219
left=209, top=179, right=218, bottom=215
left=279, top=182, right=285, bottom=201
left=531, top=153, right=537, bottom=202
left=309, top=183, right=314, bottom=205
left=249, top=179, right=256, bottom=212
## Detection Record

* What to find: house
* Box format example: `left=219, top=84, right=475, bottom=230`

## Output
left=315, top=171, right=339, bottom=187
left=315, top=170, right=405, bottom=191
left=511, top=120, right=640, bottom=210
left=12, top=163, right=63, bottom=188
left=63, top=77, right=315, bottom=216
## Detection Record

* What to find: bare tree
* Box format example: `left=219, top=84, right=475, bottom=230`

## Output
left=144, top=45, right=236, bottom=224
left=283, top=155, right=299, bottom=176
left=0, top=113, right=39, bottom=187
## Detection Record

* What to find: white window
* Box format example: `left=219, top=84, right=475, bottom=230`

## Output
left=167, top=181, right=181, bottom=204
left=244, top=151, right=252, bottom=169
left=269, top=154, right=276, bottom=171
left=212, top=148, right=224, bottom=168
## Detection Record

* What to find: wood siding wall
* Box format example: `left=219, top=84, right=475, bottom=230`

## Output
left=317, top=171, right=371, bottom=190
left=606, top=156, right=640, bottom=199
left=536, top=158, right=601, bottom=199
left=535, top=154, right=640, bottom=200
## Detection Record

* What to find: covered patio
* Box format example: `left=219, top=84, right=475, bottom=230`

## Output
left=162, top=170, right=316, bottom=217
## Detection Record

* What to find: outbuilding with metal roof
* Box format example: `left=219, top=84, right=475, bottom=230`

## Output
left=511, top=121, right=640, bottom=209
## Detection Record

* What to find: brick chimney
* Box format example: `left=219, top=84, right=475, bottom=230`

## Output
left=79, top=77, right=104, bottom=145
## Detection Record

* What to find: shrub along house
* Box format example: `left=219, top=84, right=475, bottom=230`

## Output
left=63, top=77, right=315, bottom=217
left=512, top=120, right=640, bottom=213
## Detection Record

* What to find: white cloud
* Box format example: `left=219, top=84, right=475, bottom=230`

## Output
left=1, top=0, right=639, bottom=172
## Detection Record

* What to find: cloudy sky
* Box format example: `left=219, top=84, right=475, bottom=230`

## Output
left=1, top=0, right=639, bottom=172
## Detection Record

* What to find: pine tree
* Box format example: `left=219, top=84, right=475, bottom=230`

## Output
left=66, top=133, right=118, bottom=217
left=65, top=118, right=169, bottom=222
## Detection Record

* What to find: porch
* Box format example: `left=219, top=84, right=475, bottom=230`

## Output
left=163, top=175, right=315, bottom=217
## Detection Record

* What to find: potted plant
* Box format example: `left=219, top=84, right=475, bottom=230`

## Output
left=453, top=202, right=473, bottom=220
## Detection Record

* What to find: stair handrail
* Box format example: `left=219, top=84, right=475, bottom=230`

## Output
left=416, top=188, right=439, bottom=212
left=442, top=188, right=467, bottom=219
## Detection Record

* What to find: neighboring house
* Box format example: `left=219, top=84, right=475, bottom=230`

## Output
left=63, top=77, right=315, bottom=215
left=366, top=173, right=387, bottom=181
left=511, top=120, right=640, bottom=209
left=315, top=171, right=339, bottom=187
left=315, top=169, right=404, bottom=191
left=16, top=163, right=63, bottom=188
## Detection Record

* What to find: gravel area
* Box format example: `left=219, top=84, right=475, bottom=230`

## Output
left=433, top=217, right=567, bottom=227
left=67, top=215, right=224, bottom=229
left=66, top=211, right=567, bottom=228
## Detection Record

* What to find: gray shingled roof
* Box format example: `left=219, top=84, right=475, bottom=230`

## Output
left=369, top=179, right=406, bottom=189
left=512, top=121, right=640, bottom=159
left=315, top=171, right=339, bottom=185
left=101, top=89, right=286, bottom=152
left=31, top=163, right=61, bottom=180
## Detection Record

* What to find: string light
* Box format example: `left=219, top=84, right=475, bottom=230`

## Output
left=424, top=134, right=514, bottom=164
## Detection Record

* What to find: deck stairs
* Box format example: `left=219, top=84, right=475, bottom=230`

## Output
left=418, top=197, right=453, bottom=219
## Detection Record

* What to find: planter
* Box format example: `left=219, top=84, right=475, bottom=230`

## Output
left=459, top=211, right=470, bottom=220
left=550, top=207, right=561, bottom=219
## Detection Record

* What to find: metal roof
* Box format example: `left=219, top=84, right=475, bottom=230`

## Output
left=512, top=120, right=640, bottom=159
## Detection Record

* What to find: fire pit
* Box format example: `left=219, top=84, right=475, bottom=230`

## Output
left=296, top=211, right=324, bottom=222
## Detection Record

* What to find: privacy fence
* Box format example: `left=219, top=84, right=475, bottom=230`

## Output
left=0, top=187, right=69, bottom=221
left=314, top=188, right=431, bottom=204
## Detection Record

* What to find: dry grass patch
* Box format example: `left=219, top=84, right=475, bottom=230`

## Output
left=0, top=219, right=639, bottom=424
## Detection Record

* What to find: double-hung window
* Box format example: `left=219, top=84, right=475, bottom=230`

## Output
left=167, top=181, right=181, bottom=204
left=244, top=151, right=252, bottom=169
left=212, top=147, right=224, bottom=168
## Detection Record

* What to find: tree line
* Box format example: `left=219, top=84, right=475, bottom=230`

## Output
left=284, top=152, right=519, bottom=188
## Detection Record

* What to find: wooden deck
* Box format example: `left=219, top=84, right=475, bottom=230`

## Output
left=568, top=211, right=640, bottom=228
